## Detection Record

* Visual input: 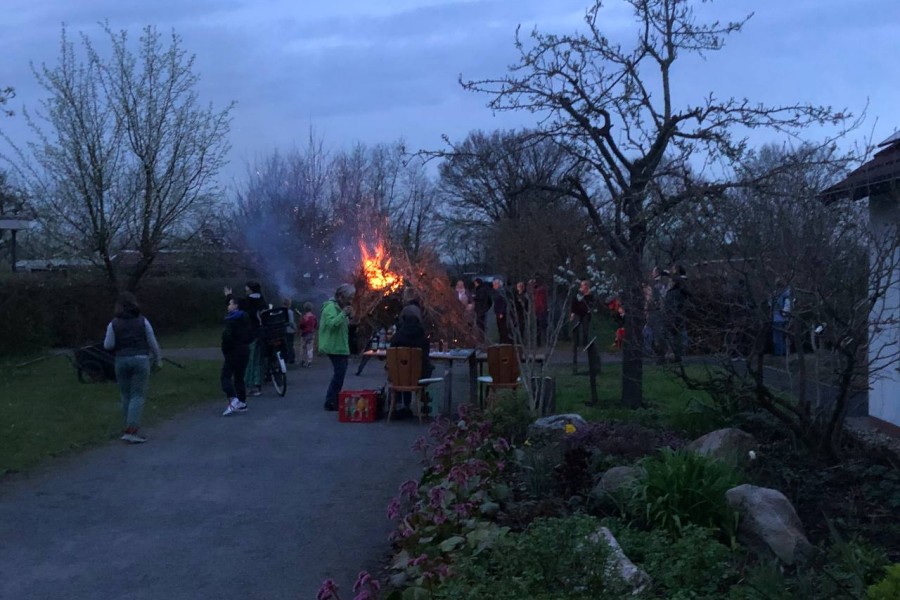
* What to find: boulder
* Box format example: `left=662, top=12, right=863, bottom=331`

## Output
left=588, top=527, right=651, bottom=595
left=725, top=484, right=813, bottom=565
left=687, top=428, right=757, bottom=465
left=527, top=413, right=588, bottom=441
left=591, top=466, right=640, bottom=500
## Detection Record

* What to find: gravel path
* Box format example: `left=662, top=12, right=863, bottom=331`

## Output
left=0, top=353, right=425, bottom=599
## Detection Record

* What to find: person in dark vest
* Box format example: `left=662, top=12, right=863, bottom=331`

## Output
left=103, top=292, right=162, bottom=443
left=221, top=296, right=254, bottom=416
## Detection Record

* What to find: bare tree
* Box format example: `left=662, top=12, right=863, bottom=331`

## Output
left=1, top=24, right=232, bottom=290
left=234, top=132, right=335, bottom=297
left=0, top=170, right=29, bottom=260
left=679, top=144, right=898, bottom=460
left=436, top=129, right=590, bottom=280
left=461, top=0, right=849, bottom=407
left=103, top=24, right=233, bottom=289
left=2, top=27, right=130, bottom=283
left=0, top=87, right=13, bottom=117
left=234, top=135, right=440, bottom=296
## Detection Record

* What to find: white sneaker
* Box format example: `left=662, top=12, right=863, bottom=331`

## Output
left=222, top=398, right=246, bottom=416
left=121, top=432, right=147, bottom=443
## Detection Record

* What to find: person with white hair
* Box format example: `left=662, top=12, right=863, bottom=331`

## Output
left=319, top=283, right=356, bottom=411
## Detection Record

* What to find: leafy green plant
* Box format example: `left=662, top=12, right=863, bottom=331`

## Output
left=869, top=564, right=900, bottom=599
left=485, top=389, right=533, bottom=446
left=729, top=527, right=889, bottom=600
left=630, top=448, right=742, bottom=542
left=612, top=523, right=740, bottom=599
left=433, top=515, right=626, bottom=600
left=387, top=406, right=514, bottom=594
left=515, top=443, right=563, bottom=499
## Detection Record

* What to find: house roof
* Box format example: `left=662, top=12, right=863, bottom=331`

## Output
left=820, top=133, right=900, bottom=202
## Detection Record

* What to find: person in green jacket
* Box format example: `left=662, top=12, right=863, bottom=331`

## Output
left=320, top=283, right=356, bottom=411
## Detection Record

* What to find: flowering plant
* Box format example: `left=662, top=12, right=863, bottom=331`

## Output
left=386, top=404, right=513, bottom=594
left=316, top=571, right=381, bottom=600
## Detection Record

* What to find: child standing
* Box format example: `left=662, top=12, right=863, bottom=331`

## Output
left=298, top=301, right=319, bottom=367
left=283, top=297, right=297, bottom=365
left=222, top=296, right=253, bottom=416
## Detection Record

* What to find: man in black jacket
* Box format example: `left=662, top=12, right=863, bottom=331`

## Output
left=473, top=278, right=492, bottom=339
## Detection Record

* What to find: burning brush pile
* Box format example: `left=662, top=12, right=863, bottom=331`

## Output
left=353, top=238, right=479, bottom=349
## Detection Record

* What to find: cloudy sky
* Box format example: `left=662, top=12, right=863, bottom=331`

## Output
left=1, top=0, right=898, bottom=186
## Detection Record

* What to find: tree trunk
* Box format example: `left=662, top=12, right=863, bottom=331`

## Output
left=126, top=252, right=155, bottom=291
left=621, top=256, right=645, bottom=408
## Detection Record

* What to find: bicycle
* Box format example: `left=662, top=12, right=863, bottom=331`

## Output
left=260, top=307, right=289, bottom=397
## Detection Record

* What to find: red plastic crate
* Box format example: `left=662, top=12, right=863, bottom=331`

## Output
left=338, top=390, right=379, bottom=423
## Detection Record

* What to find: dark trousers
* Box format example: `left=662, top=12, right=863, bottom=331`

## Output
left=536, top=315, right=548, bottom=346
left=326, top=354, right=349, bottom=408
left=571, top=317, right=591, bottom=370
left=497, top=313, right=511, bottom=344
left=475, top=311, right=488, bottom=337
left=222, top=346, right=250, bottom=402
left=284, top=332, right=296, bottom=364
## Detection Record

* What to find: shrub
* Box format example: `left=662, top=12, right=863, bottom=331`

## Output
left=612, top=523, right=740, bottom=599
left=869, top=564, right=900, bottom=600
left=0, top=273, right=229, bottom=355
left=728, top=525, right=890, bottom=599
left=629, top=448, right=742, bottom=542
left=433, top=515, right=626, bottom=600
left=387, top=406, right=514, bottom=592
left=485, top=389, right=533, bottom=446
left=562, top=420, right=687, bottom=463
left=515, top=443, right=563, bottom=499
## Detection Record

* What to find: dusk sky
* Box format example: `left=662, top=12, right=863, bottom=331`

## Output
left=1, top=0, right=898, bottom=187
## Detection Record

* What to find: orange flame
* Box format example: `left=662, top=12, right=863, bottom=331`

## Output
left=360, top=241, right=401, bottom=292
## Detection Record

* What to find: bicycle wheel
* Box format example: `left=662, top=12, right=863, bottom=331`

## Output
left=270, top=352, right=287, bottom=396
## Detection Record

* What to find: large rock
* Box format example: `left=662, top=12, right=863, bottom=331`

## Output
left=588, top=527, right=651, bottom=595
left=591, top=466, right=640, bottom=500
left=687, top=428, right=757, bottom=465
left=725, top=484, right=813, bottom=565
left=527, top=413, right=588, bottom=441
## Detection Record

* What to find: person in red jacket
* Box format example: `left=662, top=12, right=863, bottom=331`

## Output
left=298, top=301, right=319, bottom=368
left=529, top=277, right=548, bottom=346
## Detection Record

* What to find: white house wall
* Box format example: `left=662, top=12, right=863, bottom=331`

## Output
left=868, top=194, right=900, bottom=427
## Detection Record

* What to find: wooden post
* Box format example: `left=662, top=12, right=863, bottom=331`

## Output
left=571, top=320, right=580, bottom=374
left=584, top=336, right=601, bottom=406
left=10, top=229, right=17, bottom=272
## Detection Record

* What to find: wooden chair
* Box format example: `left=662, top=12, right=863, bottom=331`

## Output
left=477, top=344, right=521, bottom=407
left=385, top=347, right=441, bottom=422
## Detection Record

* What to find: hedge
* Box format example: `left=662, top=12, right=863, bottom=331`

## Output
left=0, top=274, right=232, bottom=356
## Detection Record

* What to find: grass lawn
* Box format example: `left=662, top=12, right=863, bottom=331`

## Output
left=551, top=362, right=725, bottom=436
left=157, top=323, right=222, bottom=348
left=0, top=354, right=221, bottom=475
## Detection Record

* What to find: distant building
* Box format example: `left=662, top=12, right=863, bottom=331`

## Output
left=820, top=131, right=900, bottom=429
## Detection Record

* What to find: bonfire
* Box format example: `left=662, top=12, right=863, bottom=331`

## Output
left=352, top=236, right=479, bottom=349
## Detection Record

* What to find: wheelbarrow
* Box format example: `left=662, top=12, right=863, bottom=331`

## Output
left=72, top=343, right=117, bottom=383
left=68, top=344, right=185, bottom=383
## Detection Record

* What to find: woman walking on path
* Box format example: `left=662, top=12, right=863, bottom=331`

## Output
left=319, top=284, right=355, bottom=411
left=103, top=292, right=162, bottom=443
